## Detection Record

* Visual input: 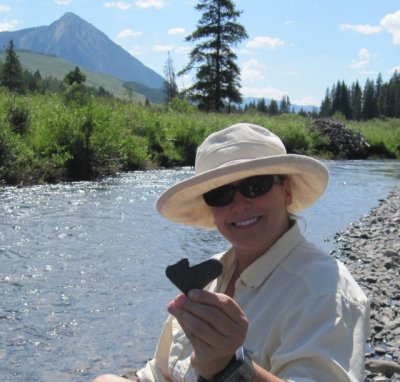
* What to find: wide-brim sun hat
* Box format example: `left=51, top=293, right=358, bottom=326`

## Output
left=156, top=123, right=329, bottom=228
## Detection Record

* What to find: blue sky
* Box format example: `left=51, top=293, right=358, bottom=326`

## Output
left=0, top=0, right=399, bottom=106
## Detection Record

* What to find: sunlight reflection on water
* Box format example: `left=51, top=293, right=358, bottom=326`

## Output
left=0, top=160, right=399, bottom=381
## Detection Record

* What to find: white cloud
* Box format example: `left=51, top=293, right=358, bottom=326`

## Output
left=339, top=23, right=382, bottom=34
left=0, top=19, right=18, bottom=31
left=389, top=65, right=400, bottom=75
left=246, top=36, right=284, bottom=49
left=53, top=0, right=71, bottom=5
left=168, top=27, right=185, bottom=36
left=241, top=59, right=265, bottom=82
left=104, top=1, right=132, bottom=10
left=153, top=43, right=174, bottom=52
left=117, top=28, right=142, bottom=38
left=241, top=85, right=286, bottom=100
left=135, top=0, right=167, bottom=9
left=349, top=48, right=371, bottom=69
left=0, top=4, right=11, bottom=12
left=380, top=10, right=400, bottom=45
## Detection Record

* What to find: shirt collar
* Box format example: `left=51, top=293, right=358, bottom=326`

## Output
left=234, top=220, right=304, bottom=290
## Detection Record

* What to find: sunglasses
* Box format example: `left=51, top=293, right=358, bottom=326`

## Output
left=203, top=175, right=283, bottom=207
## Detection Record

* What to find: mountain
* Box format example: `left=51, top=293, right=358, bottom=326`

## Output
left=243, top=97, right=319, bottom=113
left=0, top=12, right=165, bottom=90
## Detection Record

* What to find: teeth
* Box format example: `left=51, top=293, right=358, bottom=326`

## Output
left=234, top=217, right=258, bottom=227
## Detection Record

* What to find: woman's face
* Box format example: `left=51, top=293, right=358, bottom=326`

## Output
left=209, top=177, right=292, bottom=264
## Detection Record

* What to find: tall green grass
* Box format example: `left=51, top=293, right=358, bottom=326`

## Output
left=0, top=91, right=398, bottom=186
left=348, top=119, right=400, bottom=158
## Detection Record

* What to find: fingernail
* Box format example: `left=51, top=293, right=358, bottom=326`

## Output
left=188, top=289, right=200, bottom=299
left=175, top=293, right=187, bottom=305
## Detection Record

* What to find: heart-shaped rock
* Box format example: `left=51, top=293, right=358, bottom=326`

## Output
left=165, top=258, right=223, bottom=295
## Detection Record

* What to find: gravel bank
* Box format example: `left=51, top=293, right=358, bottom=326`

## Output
left=332, top=186, right=400, bottom=381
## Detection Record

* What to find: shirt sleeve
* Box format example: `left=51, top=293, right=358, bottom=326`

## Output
left=269, top=291, right=369, bottom=382
left=136, top=315, right=174, bottom=382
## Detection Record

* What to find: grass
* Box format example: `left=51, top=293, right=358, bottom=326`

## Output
left=0, top=91, right=398, bottom=186
left=348, top=118, right=400, bottom=158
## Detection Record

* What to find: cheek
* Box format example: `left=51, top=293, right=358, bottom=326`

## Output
left=210, top=208, right=225, bottom=229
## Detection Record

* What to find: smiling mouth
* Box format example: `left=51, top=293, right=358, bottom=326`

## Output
left=232, top=217, right=259, bottom=227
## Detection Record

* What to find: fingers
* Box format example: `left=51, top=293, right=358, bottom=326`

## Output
left=167, top=290, right=249, bottom=380
left=188, top=289, right=246, bottom=322
left=167, top=290, right=248, bottom=347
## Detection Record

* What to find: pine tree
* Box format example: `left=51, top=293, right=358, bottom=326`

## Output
left=0, top=40, right=24, bottom=93
left=164, top=52, right=178, bottom=103
left=179, top=0, right=248, bottom=112
left=320, top=88, right=332, bottom=117
left=64, top=66, right=86, bottom=86
left=269, top=99, right=279, bottom=115
left=257, top=98, right=268, bottom=113
left=279, top=95, right=291, bottom=113
left=375, top=73, right=384, bottom=117
left=362, top=78, right=377, bottom=119
left=350, top=81, right=362, bottom=121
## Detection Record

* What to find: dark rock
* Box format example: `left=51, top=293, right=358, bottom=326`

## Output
left=312, top=118, right=372, bottom=159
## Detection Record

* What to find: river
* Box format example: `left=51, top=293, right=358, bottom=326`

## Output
left=1, top=160, right=399, bottom=382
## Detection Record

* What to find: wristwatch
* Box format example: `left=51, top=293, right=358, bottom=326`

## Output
left=197, top=347, right=255, bottom=382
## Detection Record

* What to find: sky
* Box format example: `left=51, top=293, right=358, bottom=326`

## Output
left=0, top=0, right=399, bottom=107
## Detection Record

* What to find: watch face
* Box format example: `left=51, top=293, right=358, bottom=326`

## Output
left=210, top=348, right=255, bottom=382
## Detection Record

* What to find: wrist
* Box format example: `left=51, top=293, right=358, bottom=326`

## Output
left=197, top=347, right=255, bottom=382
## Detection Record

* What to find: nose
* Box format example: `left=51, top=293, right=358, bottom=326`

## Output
left=230, top=189, right=251, bottom=213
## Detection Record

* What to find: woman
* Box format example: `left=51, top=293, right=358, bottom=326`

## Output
left=94, top=123, right=369, bottom=382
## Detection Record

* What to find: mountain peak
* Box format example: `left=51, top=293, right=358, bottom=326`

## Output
left=0, top=13, right=164, bottom=89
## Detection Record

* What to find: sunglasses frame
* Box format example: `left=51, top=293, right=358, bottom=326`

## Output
left=203, top=174, right=285, bottom=207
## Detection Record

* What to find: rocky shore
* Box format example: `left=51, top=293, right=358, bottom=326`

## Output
left=332, top=186, right=400, bottom=381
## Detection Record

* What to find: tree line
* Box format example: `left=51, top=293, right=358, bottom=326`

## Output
left=320, top=72, right=400, bottom=120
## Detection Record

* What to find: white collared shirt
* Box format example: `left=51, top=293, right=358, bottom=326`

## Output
left=137, top=221, right=370, bottom=382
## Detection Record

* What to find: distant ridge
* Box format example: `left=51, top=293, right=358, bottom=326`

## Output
left=0, top=12, right=165, bottom=90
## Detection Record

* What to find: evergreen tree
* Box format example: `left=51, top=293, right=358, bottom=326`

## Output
left=269, top=99, right=279, bottom=115
left=164, top=52, right=178, bottom=103
left=390, top=71, right=400, bottom=118
left=375, top=73, right=384, bottom=117
left=179, top=0, right=248, bottom=112
left=331, top=81, right=351, bottom=118
left=64, top=66, right=86, bottom=86
left=0, top=40, right=24, bottom=93
left=257, top=98, right=268, bottom=113
left=320, top=88, right=332, bottom=117
left=350, top=81, right=362, bottom=121
left=279, top=95, right=291, bottom=113
left=362, top=78, right=377, bottom=119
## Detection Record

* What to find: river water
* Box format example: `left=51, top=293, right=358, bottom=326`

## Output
left=1, top=160, right=399, bottom=382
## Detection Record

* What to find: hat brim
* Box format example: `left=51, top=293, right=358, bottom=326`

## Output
left=156, top=154, right=329, bottom=228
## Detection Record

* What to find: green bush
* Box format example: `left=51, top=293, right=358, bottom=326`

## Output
left=0, top=90, right=398, bottom=186
left=7, top=96, right=30, bottom=134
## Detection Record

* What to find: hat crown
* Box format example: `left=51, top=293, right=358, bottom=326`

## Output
left=195, top=123, right=287, bottom=175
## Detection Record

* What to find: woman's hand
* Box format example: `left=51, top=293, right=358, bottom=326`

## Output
left=167, top=289, right=249, bottom=380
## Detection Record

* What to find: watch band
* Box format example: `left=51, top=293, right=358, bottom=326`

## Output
left=197, top=347, right=255, bottom=382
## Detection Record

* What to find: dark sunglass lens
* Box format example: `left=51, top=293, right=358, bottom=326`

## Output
left=203, top=185, right=235, bottom=207
left=241, top=176, right=274, bottom=198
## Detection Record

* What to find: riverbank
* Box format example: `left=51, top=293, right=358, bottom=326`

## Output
left=333, top=186, right=400, bottom=381
left=1, top=90, right=399, bottom=186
